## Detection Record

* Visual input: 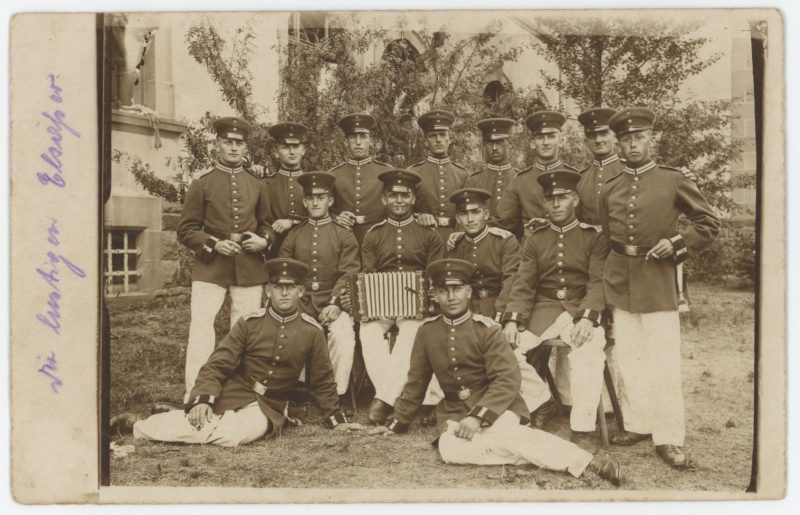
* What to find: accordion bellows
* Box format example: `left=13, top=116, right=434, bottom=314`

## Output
left=348, top=271, right=429, bottom=322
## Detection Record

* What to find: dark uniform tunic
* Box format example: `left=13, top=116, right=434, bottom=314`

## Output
left=177, top=162, right=274, bottom=286
left=504, top=219, right=608, bottom=336
left=361, top=215, right=444, bottom=273
left=279, top=216, right=361, bottom=316
left=408, top=156, right=470, bottom=238
left=598, top=160, right=720, bottom=313
left=328, top=157, right=392, bottom=242
left=446, top=226, right=520, bottom=320
left=385, top=311, right=530, bottom=434
left=263, top=169, right=308, bottom=223
left=576, top=154, right=625, bottom=225
left=186, top=306, right=347, bottom=432
left=496, top=160, right=579, bottom=237
left=464, top=163, right=518, bottom=221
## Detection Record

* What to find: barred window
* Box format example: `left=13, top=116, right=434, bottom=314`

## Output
left=104, top=229, right=143, bottom=294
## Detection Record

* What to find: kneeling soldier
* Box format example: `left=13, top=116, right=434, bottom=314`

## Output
left=502, top=170, right=609, bottom=441
left=370, top=259, right=620, bottom=486
left=117, top=259, right=363, bottom=446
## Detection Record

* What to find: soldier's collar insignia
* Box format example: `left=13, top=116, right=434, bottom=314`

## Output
left=216, top=161, right=244, bottom=174
left=268, top=306, right=299, bottom=324
left=387, top=215, right=415, bottom=228
left=345, top=156, right=373, bottom=166
left=278, top=168, right=304, bottom=178
left=623, top=160, right=656, bottom=176
left=487, top=163, right=512, bottom=172
left=549, top=218, right=579, bottom=234
left=443, top=310, right=472, bottom=326
left=427, top=156, right=452, bottom=165
left=465, top=225, right=489, bottom=244
left=534, top=160, right=563, bottom=172
left=308, top=216, right=332, bottom=226
left=593, top=154, right=620, bottom=167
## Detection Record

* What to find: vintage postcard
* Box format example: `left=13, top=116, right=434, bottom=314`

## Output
left=8, top=7, right=785, bottom=504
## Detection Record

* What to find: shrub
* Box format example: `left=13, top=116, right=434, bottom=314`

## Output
left=684, top=223, right=756, bottom=287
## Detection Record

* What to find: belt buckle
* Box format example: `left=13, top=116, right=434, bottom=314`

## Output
left=253, top=382, right=266, bottom=396
left=230, top=233, right=243, bottom=244
left=311, top=281, right=320, bottom=291
left=556, top=289, right=567, bottom=300
left=458, top=388, right=471, bottom=401
left=354, top=215, right=366, bottom=224
left=624, top=244, right=638, bottom=257
left=478, top=289, right=489, bottom=299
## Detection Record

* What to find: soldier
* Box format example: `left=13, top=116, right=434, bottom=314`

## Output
left=369, top=258, right=621, bottom=486
left=599, top=107, right=720, bottom=468
left=408, top=109, right=470, bottom=240
left=279, top=172, right=360, bottom=413
left=116, top=259, right=364, bottom=446
left=447, top=187, right=553, bottom=417
left=464, top=118, right=518, bottom=221
left=328, top=112, right=393, bottom=243
left=176, top=116, right=274, bottom=399
left=496, top=110, right=580, bottom=238
left=360, top=169, right=445, bottom=425
left=576, top=107, right=625, bottom=226
left=502, top=171, right=609, bottom=444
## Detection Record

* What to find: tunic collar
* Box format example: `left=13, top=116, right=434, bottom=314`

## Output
left=268, top=306, right=299, bottom=324
left=487, top=163, right=512, bottom=172
left=549, top=218, right=579, bottom=234
left=215, top=161, right=243, bottom=174
left=387, top=215, right=415, bottom=228
left=346, top=156, right=373, bottom=166
left=307, top=216, right=332, bottom=226
left=442, top=310, right=472, bottom=327
left=593, top=154, right=620, bottom=167
left=623, top=160, right=656, bottom=176
left=427, top=155, right=451, bottom=165
left=278, top=168, right=304, bottom=178
left=534, top=160, right=563, bottom=172
left=465, top=225, right=489, bottom=244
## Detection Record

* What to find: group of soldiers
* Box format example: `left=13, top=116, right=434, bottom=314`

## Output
left=112, top=104, right=721, bottom=486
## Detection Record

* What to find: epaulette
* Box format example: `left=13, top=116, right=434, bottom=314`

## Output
left=468, top=168, right=483, bottom=176
left=659, top=165, right=683, bottom=173
left=472, top=313, right=499, bottom=327
left=366, top=219, right=387, bottom=233
left=328, top=162, right=346, bottom=172
left=516, top=165, right=533, bottom=176
left=525, top=217, right=550, bottom=233
left=243, top=307, right=267, bottom=320
left=374, top=160, right=392, bottom=167
left=578, top=222, right=602, bottom=233
left=333, top=218, right=352, bottom=230
left=452, top=161, right=471, bottom=173
left=487, top=226, right=514, bottom=239
left=564, top=163, right=580, bottom=172
left=422, top=314, right=442, bottom=324
left=446, top=231, right=466, bottom=251
left=579, top=164, right=592, bottom=174
left=604, top=169, right=625, bottom=183
left=197, top=167, right=215, bottom=179
left=408, top=160, right=426, bottom=168
left=300, top=313, right=323, bottom=331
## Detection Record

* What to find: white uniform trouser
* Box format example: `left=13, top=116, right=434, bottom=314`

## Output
left=133, top=402, right=269, bottom=447
left=438, top=411, right=593, bottom=477
left=518, top=312, right=606, bottom=432
left=185, top=281, right=263, bottom=400
left=360, top=318, right=443, bottom=406
left=299, top=312, right=356, bottom=396
left=612, top=307, right=684, bottom=446
left=514, top=349, right=551, bottom=414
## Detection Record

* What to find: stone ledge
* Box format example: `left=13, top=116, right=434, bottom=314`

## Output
left=112, top=110, right=188, bottom=139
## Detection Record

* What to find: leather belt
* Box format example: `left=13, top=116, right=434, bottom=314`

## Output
left=444, top=383, right=485, bottom=401
left=538, top=286, right=586, bottom=301
left=253, top=382, right=296, bottom=400
left=436, top=217, right=455, bottom=228
left=207, top=229, right=245, bottom=242
left=305, top=280, right=334, bottom=292
left=611, top=241, right=652, bottom=257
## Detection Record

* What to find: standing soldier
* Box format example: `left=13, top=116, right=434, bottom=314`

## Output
left=576, top=107, right=624, bottom=226
left=600, top=107, right=720, bottom=468
left=408, top=109, right=470, bottom=240
left=496, top=110, right=579, bottom=238
left=464, top=118, right=518, bottom=222
left=447, top=187, right=552, bottom=417
left=502, top=171, right=609, bottom=444
left=177, top=116, right=274, bottom=399
left=279, top=172, right=361, bottom=413
left=359, top=169, right=445, bottom=425
left=328, top=112, right=393, bottom=243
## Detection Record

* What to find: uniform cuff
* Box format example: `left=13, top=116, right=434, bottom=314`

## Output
left=467, top=405, right=499, bottom=425
left=184, top=394, right=216, bottom=413
left=502, top=312, right=528, bottom=324
left=322, top=411, right=348, bottom=429
left=493, top=312, right=503, bottom=323
left=574, top=309, right=602, bottom=327
left=386, top=417, right=409, bottom=433
left=669, top=234, right=688, bottom=263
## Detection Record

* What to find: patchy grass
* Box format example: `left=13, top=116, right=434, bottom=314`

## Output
left=109, top=283, right=755, bottom=491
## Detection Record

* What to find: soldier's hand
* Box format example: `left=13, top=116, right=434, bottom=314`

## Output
left=570, top=318, right=594, bottom=348
left=339, top=291, right=352, bottom=311
left=214, top=239, right=242, bottom=256
left=335, top=211, right=356, bottom=228
left=679, top=166, right=698, bottom=182
left=646, top=238, right=675, bottom=260
left=272, top=219, right=294, bottom=234
left=455, top=416, right=482, bottom=440
left=320, top=304, right=342, bottom=324
left=368, top=425, right=396, bottom=436
left=503, top=322, right=520, bottom=350
left=187, top=404, right=213, bottom=429
left=241, top=232, right=268, bottom=252
left=249, top=164, right=267, bottom=179
left=416, top=213, right=437, bottom=227
left=334, top=422, right=367, bottom=432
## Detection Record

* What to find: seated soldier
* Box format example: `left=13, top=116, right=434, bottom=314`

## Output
left=279, top=172, right=360, bottom=413
left=370, top=259, right=621, bottom=486
left=447, top=187, right=552, bottom=417
left=111, top=258, right=363, bottom=446
left=502, top=170, right=608, bottom=445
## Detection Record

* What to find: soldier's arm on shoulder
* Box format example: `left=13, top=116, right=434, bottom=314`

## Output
left=468, top=324, right=521, bottom=426
left=495, top=233, right=522, bottom=316
left=502, top=231, right=539, bottom=325
left=176, top=179, right=218, bottom=260
left=256, top=179, right=277, bottom=246
left=305, top=324, right=348, bottom=428
left=332, top=229, right=361, bottom=301
left=187, top=317, right=252, bottom=407
left=446, top=231, right=465, bottom=253
left=671, top=172, right=721, bottom=260
left=576, top=232, right=607, bottom=326
left=386, top=329, right=434, bottom=433
left=277, top=224, right=297, bottom=258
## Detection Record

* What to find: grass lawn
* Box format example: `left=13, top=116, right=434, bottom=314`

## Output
left=108, top=282, right=755, bottom=492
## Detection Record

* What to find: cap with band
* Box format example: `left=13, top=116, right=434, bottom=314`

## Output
left=338, top=113, right=376, bottom=135
left=578, top=107, right=617, bottom=134
left=525, top=110, right=566, bottom=135
left=427, top=258, right=476, bottom=287
left=377, top=169, right=422, bottom=193
left=296, top=171, right=336, bottom=195
left=536, top=170, right=582, bottom=196
left=418, top=110, right=455, bottom=132
left=449, top=187, right=491, bottom=211
left=477, top=118, right=515, bottom=141
left=265, top=258, right=309, bottom=285
left=608, top=107, right=656, bottom=137
left=268, top=122, right=308, bottom=145
left=212, top=117, right=252, bottom=141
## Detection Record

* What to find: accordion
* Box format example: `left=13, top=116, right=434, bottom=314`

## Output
left=348, top=271, right=429, bottom=322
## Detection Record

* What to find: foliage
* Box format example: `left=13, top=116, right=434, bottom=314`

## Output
left=684, top=223, right=756, bottom=287
left=111, top=149, right=182, bottom=203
